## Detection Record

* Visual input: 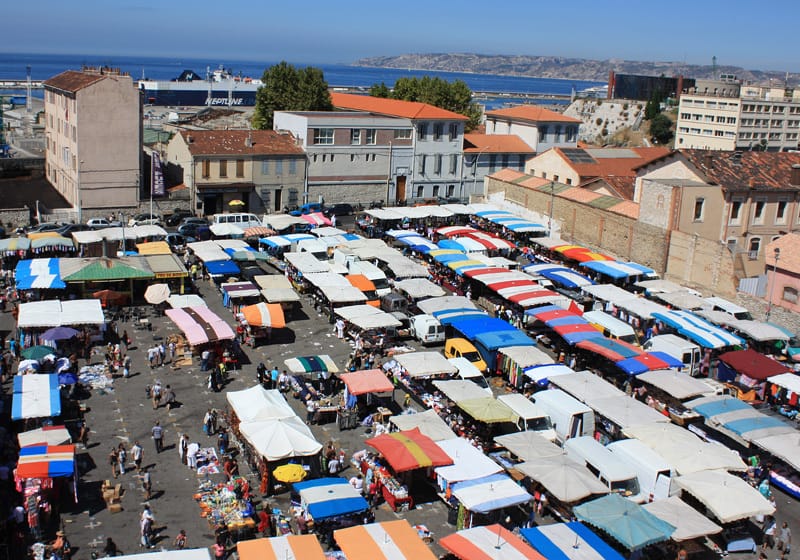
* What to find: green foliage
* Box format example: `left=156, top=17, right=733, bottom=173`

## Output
left=252, top=61, right=332, bottom=130
left=372, top=76, right=483, bottom=131
left=649, top=113, right=674, bottom=145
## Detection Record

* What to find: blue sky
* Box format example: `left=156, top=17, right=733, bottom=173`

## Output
left=5, top=0, right=799, bottom=72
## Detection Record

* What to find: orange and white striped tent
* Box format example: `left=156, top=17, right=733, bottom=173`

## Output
left=440, top=524, right=546, bottom=560
left=236, top=534, right=325, bottom=560
left=334, top=520, right=436, bottom=560
left=242, top=302, right=286, bottom=328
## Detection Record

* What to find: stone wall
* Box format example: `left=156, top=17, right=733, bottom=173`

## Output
left=307, top=183, right=387, bottom=205
left=665, top=231, right=737, bottom=297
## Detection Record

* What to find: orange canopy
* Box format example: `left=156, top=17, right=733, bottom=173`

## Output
left=242, top=303, right=286, bottom=328
left=340, top=369, right=394, bottom=395
left=365, top=428, right=453, bottom=472
left=440, top=524, right=546, bottom=560
left=236, top=535, right=325, bottom=560
left=335, top=520, right=436, bottom=560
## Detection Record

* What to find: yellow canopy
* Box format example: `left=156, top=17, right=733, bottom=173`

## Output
left=136, top=241, right=172, bottom=255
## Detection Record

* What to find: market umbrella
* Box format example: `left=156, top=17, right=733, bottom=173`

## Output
left=572, top=494, right=675, bottom=551
left=273, top=463, right=307, bottom=483
left=57, top=372, right=78, bottom=386
left=41, top=326, right=79, bottom=341
left=228, top=199, right=245, bottom=206
left=144, top=283, right=171, bottom=305
left=21, top=345, right=57, bottom=361
left=92, top=289, right=128, bottom=306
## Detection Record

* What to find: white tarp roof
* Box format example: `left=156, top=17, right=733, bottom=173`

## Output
left=115, top=548, right=212, bottom=560
left=582, top=284, right=636, bottom=304
left=187, top=240, right=230, bottom=263
left=335, top=305, right=401, bottom=329
left=381, top=256, right=429, bottom=278
left=167, top=294, right=207, bottom=308
left=284, top=252, right=330, bottom=274
left=311, top=226, right=347, bottom=237
left=623, top=423, right=747, bottom=474
left=586, top=395, right=671, bottom=429
left=389, top=409, right=456, bottom=441
left=297, top=238, right=329, bottom=254
left=452, top=474, right=533, bottom=513
left=394, top=278, right=446, bottom=299
left=227, top=386, right=295, bottom=422
left=674, top=470, right=775, bottom=523
left=214, top=239, right=250, bottom=251
left=768, top=372, right=800, bottom=394
left=752, top=431, right=800, bottom=471
left=636, top=370, right=715, bottom=400
left=493, top=431, right=563, bottom=461
left=262, top=214, right=307, bottom=230
left=73, top=225, right=168, bottom=243
left=363, top=208, right=403, bottom=220
left=318, top=285, right=367, bottom=304
left=417, top=296, right=476, bottom=315
left=395, top=351, right=458, bottom=377
left=434, top=438, right=502, bottom=483
left=335, top=305, right=384, bottom=321
left=655, top=291, right=709, bottom=311
left=643, top=496, right=722, bottom=542
left=440, top=203, right=474, bottom=215
left=549, top=370, right=625, bottom=401
left=18, top=299, right=105, bottom=328
left=304, top=272, right=349, bottom=288
left=616, top=297, right=670, bottom=320
left=221, top=281, right=260, bottom=298
left=635, top=279, right=695, bottom=295
left=497, top=393, right=549, bottom=420
left=529, top=236, right=567, bottom=250
left=497, top=345, right=553, bottom=368
left=253, top=275, right=300, bottom=303
left=239, top=416, right=322, bottom=462
left=433, top=380, right=492, bottom=403
left=516, top=455, right=610, bottom=503
left=209, top=223, right=244, bottom=237
left=722, top=319, right=790, bottom=342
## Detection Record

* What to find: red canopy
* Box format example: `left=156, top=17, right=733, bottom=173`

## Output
left=340, top=369, right=394, bottom=396
left=365, top=428, right=453, bottom=472
left=718, top=349, right=790, bottom=380
left=576, top=338, right=632, bottom=362
left=534, top=308, right=580, bottom=322
left=462, top=267, right=509, bottom=278
left=486, top=279, right=536, bottom=291
left=630, top=353, right=670, bottom=371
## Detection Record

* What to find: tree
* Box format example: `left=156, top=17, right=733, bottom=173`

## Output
left=252, top=62, right=332, bottom=130
left=369, top=82, right=390, bottom=98
left=649, top=113, right=674, bottom=145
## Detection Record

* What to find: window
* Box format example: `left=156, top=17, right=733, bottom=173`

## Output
left=312, top=154, right=318, bottom=163
left=432, top=185, right=440, bottom=197
left=693, top=197, right=704, bottom=221
left=447, top=184, right=455, bottom=197
left=553, top=175, right=559, bottom=182
left=313, top=128, right=334, bottom=145
left=366, top=129, right=376, bottom=145
left=501, top=155, right=509, bottom=169
left=554, top=125, right=562, bottom=141
left=434, top=155, right=442, bottom=175
left=289, top=159, right=297, bottom=175
left=777, top=200, right=788, bottom=224
left=202, top=159, right=210, bottom=178
left=350, top=129, right=361, bottom=145
left=236, top=159, right=244, bottom=178
left=418, top=155, right=426, bottom=174
left=489, top=155, right=497, bottom=171
left=394, top=129, right=411, bottom=139
left=330, top=154, right=335, bottom=163
left=275, top=159, right=283, bottom=174
left=566, top=127, right=577, bottom=142
left=729, top=200, right=742, bottom=224
left=748, top=237, right=761, bottom=260
left=518, top=155, right=526, bottom=169
left=783, top=286, right=799, bottom=304
left=566, top=178, right=572, bottom=185
left=261, top=160, right=269, bottom=175
left=753, top=200, right=766, bottom=224
left=416, top=185, right=424, bottom=198
left=417, top=123, right=427, bottom=140
left=539, top=126, right=548, bottom=142
left=433, top=123, right=443, bottom=141
left=449, top=123, right=459, bottom=141
left=449, top=154, right=458, bottom=175
left=219, top=160, right=227, bottom=178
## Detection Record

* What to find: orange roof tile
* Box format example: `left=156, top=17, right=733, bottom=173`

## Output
left=43, top=70, right=107, bottom=93
left=486, top=104, right=580, bottom=124
left=681, top=149, right=800, bottom=192
left=767, top=234, right=800, bottom=275
left=464, top=134, right=535, bottom=153
left=330, top=92, right=467, bottom=121
left=560, top=188, right=603, bottom=203
left=608, top=200, right=640, bottom=219
left=519, top=176, right=551, bottom=189
left=488, top=169, right=527, bottom=182
left=179, top=130, right=305, bottom=156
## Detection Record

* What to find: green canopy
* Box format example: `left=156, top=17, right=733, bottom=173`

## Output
left=30, top=236, right=74, bottom=250
left=457, top=397, right=518, bottom=424
left=573, top=494, right=675, bottom=551
left=0, top=237, right=31, bottom=252
left=63, top=258, right=154, bottom=282
left=232, top=250, right=270, bottom=262
left=21, top=345, right=57, bottom=360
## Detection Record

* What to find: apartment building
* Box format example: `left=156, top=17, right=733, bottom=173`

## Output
left=462, top=134, right=534, bottom=196
left=273, top=111, right=413, bottom=205
left=43, top=68, right=141, bottom=215
left=676, top=79, right=800, bottom=152
left=330, top=93, right=467, bottom=203
left=484, top=105, right=580, bottom=153
left=165, top=129, right=306, bottom=215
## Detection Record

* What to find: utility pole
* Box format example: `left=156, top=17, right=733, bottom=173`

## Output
left=547, top=180, right=556, bottom=236
left=766, top=247, right=781, bottom=322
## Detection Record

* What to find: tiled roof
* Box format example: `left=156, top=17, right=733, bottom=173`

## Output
left=330, top=92, right=468, bottom=121
left=486, top=105, right=580, bottom=124
left=580, top=175, right=636, bottom=200
left=680, top=149, right=800, bottom=191
left=608, top=200, right=640, bottom=219
left=43, top=70, right=107, bottom=93
left=179, top=130, right=304, bottom=156
left=767, top=234, right=800, bottom=275
left=560, top=188, right=603, bottom=203
left=463, top=134, right=535, bottom=153
left=488, top=169, right=527, bottom=182
left=519, top=176, right=550, bottom=189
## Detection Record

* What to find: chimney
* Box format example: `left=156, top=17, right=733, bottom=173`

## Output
left=792, top=163, right=800, bottom=187
left=703, top=153, right=713, bottom=169
left=245, top=131, right=253, bottom=148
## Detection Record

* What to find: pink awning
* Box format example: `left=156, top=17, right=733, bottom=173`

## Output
left=165, top=306, right=235, bottom=346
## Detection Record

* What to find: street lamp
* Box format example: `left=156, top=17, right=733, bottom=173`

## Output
left=766, top=247, right=781, bottom=322
left=470, top=147, right=490, bottom=199
left=77, top=160, right=85, bottom=224
left=547, top=180, right=556, bottom=237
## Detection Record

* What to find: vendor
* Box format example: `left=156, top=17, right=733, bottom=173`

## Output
left=223, top=458, right=239, bottom=480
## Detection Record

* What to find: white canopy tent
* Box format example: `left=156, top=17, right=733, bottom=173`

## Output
left=497, top=345, right=554, bottom=368
left=304, top=272, right=350, bottom=288
left=452, top=474, right=533, bottom=514
left=585, top=395, right=671, bottom=429
left=209, top=223, right=244, bottom=237
left=381, top=256, right=429, bottom=279
left=637, top=370, right=715, bottom=401
left=494, top=431, right=563, bottom=462
left=417, top=296, right=476, bottom=315
left=226, top=385, right=295, bottom=423
left=516, top=455, right=610, bottom=503
left=752, top=431, right=800, bottom=472
left=239, top=416, right=322, bottom=462
left=284, top=252, right=330, bottom=274
left=262, top=214, right=308, bottom=231
left=433, top=380, right=493, bottom=404
left=253, top=275, right=301, bottom=303
left=167, top=294, right=207, bottom=308
left=17, top=299, right=105, bottom=328
left=395, top=352, right=458, bottom=378
left=389, top=409, right=456, bottom=442
left=642, top=496, right=722, bottom=542
left=393, top=278, right=446, bottom=299
left=318, top=285, right=367, bottom=304
left=673, top=470, right=775, bottom=523
left=434, top=438, right=502, bottom=484
left=549, top=370, right=625, bottom=402
left=186, top=241, right=230, bottom=263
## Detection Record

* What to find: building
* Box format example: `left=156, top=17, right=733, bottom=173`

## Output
left=484, top=105, right=580, bottom=153
left=675, top=80, right=800, bottom=152
left=608, top=71, right=693, bottom=101
left=636, top=149, right=800, bottom=278
left=330, top=93, right=467, bottom=203
left=524, top=146, right=670, bottom=199
left=165, top=129, right=306, bottom=215
left=273, top=111, right=413, bottom=205
left=43, top=68, right=141, bottom=217
left=462, top=134, right=534, bottom=197
left=765, top=235, right=800, bottom=315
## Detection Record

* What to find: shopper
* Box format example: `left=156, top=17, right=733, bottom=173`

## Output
left=131, top=440, right=143, bottom=472
left=109, top=447, right=119, bottom=479
left=151, top=421, right=164, bottom=454
left=174, top=530, right=187, bottom=550
left=117, top=443, right=127, bottom=475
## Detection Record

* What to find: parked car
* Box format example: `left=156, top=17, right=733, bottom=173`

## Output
left=238, top=264, right=267, bottom=282
left=164, top=209, right=194, bottom=227
left=26, top=222, right=64, bottom=233
left=288, top=202, right=323, bottom=216
left=165, top=233, right=187, bottom=253
left=128, top=213, right=162, bottom=226
left=56, top=223, right=91, bottom=236
left=86, top=218, right=121, bottom=229
left=177, top=222, right=211, bottom=240
left=323, top=203, right=354, bottom=217
left=179, top=217, right=209, bottom=227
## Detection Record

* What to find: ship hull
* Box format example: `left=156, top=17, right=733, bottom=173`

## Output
left=138, top=81, right=259, bottom=107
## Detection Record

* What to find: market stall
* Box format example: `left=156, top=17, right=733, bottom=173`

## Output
left=241, top=303, right=286, bottom=345
left=715, top=349, right=790, bottom=400
left=238, top=417, right=322, bottom=462
left=434, top=438, right=503, bottom=497
left=642, top=496, right=722, bottom=543
left=515, top=455, right=609, bottom=512
left=221, top=281, right=261, bottom=313
left=15, top=258, right=65, bottom=291
left=389, top=409, right=457, bottom=442
left=294, top=478, right=369, bottom=523
left=164, top=306, right=235, bottom=347
left=167, top=294, right=207, bottom=308
left=334, top=520, right=437, bottom=560
left=673, top=470, right=775, bottom=524
left=520, top=522, right=626, bottom=560
left=17, top=426, right=71, bottom=448
left=226, top=385, right=296, bottom=422
left=450, top=473, right=533, bottom=528
left=253, top=275, right=301, bottom=314
left=12, top=374, right=61, bottom=420
left=196, top=477, right=256, bottom=541
left=496, top=345, right=554, bottom=389
left=17, top=299, right=105, bottom=347
left=440, top=524, right=546, bottom=560
left=686, top=394, right=793, bottom=447
left=16, top=443, right=79, bottom=530
left=236, top=535, right=325, bottom=560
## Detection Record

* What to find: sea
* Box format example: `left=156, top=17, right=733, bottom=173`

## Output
left=0, top=52, right=604, bottom=109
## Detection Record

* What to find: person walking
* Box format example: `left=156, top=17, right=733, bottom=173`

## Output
left=174, top=530, right=187, bottom=550
left=257, top=362, right=267, bottom=388
left=117, top=443, right=127, bottom=475
left=187, top=441, right=200, bottom=470
left=131, top=440, right=143, bottom=472
left=201, top=349, right=210, bottom=371
left=122, top=354, right=132, bottom=378
left=141, top=467, right=152, bottom=501
left=78, top=421, right=90, bottom=449
left=140, top=516, right=153, bottom=549
left=163, top=385, right=176, bottom=410
left=179, top=433, right=189, bottom=465
left=151, top=421, right=164, bottom=454
left=778, top=521, right=792, bottom=558
left=271, top=365, right=279, bottom=390
left=168, top=340, right=176, bottom=363
left=109, top=447, right=119, bottom=479
left=217, top=430, right=229, bottom=456
left=158, top=343, right=166, bottom=367
left=204, top=409, right=215, bottom=436
left=151, top=381, right=162, bottom=410
left=335, top=318, right=345, bottom=339
left=121, top=330, right=129, bottom=353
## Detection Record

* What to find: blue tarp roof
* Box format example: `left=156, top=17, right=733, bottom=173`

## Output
left=223, top=246, right=254, bottom=257
left=448, top=316, right=516, bottom=339
left=524, top=304, right=563, bottom=317
left=546, top=316, right=587, bottom=327
left=572, top=494, right=675, bottom=550
left=15, top=259, right=65, bottom=290
left=615, top=357, right=650, bottom=375
left=451, top=473, right=532, bottom=513
left=475, top=329, right=534, bottom=350
left=561, top=329, right=605, bottom=345
left=652, top=310, right=744, bottom=349
left=521, top=522, right=625, bottom=560
left=582, top=260, right=655, bottom=279
left=204, top=260, right=240, bottom=276
left=646, top=351, right=684, bottom=369
left=475, top=210, right=512, bottom=217
left=724, top=415, right=787, bottom=436
left=532, top=267, right=593, bottom=289
left=692, top=397, right=752, bottom=419
left=434, top=309, right=489, bottom=325
left=432, top=251, right=467, bottom=264
left=12, top=374, right=61, bottom=420
left=293, top=478, right=369, bottom=520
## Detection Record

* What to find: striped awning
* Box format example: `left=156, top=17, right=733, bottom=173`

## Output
left=366, top=428, right=453, bottom=472
left=237, top=535, right=325, bottom=560
left=17, top=444, right=75, bottom=478
left=335, top=520, right=437, bottom=560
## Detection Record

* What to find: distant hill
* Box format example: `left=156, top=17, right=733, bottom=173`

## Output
left=353, top=53, right=797, bottom=85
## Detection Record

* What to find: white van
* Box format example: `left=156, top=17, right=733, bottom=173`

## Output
left=349, top=260, right=391, bottom=296
left=212, top=213, right=262, bottom=230
left=496, top=393, right=557, bottom=441
left=564, top=436, right=646, bottom=503
left=448, top=357, right=492, bottom=395
left=410, top=314, right=445, bottom=345
left=704, top=296, right=752, bottom=320
left=532, top=389, right=595, bottom=444
left=583, top=310, right=639, bottom=345
left=643, top=334, right=701, bottom=376
left=607, top=439, right=677, bottom=502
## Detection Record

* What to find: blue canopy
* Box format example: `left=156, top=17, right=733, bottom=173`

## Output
left=652, top=310, right=743, bottom=349
left=524, top=304, right=564, bottom=318
left=533, top=267, right=593, bottom=289
left=725, top=415, right=786, bottom=437
left=223, top=246, right=254, bottom=257
left=432, top=251, right=467, bottom=264
left=396, top=235, right=437, bottom=253
left=646, top=351, right=684, bottom=369
left=451, top=473, right=532, bottom=513
left=294, top=478, right=369, bottom=520
left=582, top=260, right=655, bottom=279
left=475, top=329, right=534, bottom=351
left=448, top=316, right=515, bottom=340
left=691, top=396, right=752, bottom=419
left=546, top=315, right=587, bottom=327
left=204, top=260, right=240, bottom=276
left=521, top=522, right=625, bottom=560
left=12, top=374, right=61, bottom=420
left=437, top=239, right=469, bottom=252
left=475, top=210, right=512, bottom=218
left=615, top=358, right=650, bottom=375
left=15, top=259, right=65, bottom=290
left=573, top=494, right=675, bottom=551
left=561, top=329, right=605, bottom=345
